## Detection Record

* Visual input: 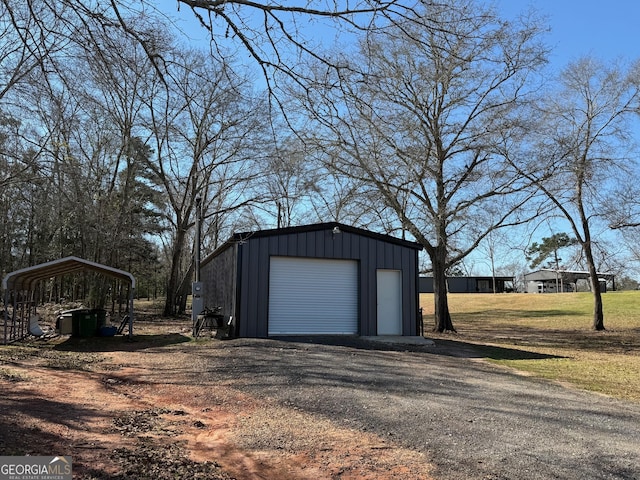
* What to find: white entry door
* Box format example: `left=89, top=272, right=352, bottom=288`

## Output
left=376, top=269, right=402, bottom=335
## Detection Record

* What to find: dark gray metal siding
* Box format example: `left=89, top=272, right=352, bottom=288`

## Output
left=200, top=243, right=237, bottom=323
left=419, top=276, right=515, bottom=293
left=234, top=228, right=420, bottom=338
left=448, top=277, right=476, bottom=293
left=421, top=276, right=475, bottom=293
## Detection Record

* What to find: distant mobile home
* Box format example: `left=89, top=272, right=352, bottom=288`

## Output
left=200, top=222, right=423, bottom=338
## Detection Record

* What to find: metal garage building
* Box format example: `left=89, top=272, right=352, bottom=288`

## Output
left=200, top=222, right=423, bottom=338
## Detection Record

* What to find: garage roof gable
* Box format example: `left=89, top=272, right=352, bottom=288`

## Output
left=234, top=222, right=423, bottom=249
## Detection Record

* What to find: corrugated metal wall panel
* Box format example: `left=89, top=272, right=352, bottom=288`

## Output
left=268, top=256, right=358, bottom=335
left=200, top=244, right=237, bottom=326
left=232, top=224, right=420, bottom=338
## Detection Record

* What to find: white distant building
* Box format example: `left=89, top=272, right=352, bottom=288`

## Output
left=524, top=269, right=615, bottom=293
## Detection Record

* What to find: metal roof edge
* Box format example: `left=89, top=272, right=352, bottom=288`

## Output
left=419, top=275, right=515, bottom=280
left=200, top=223, right=423, bottom=267
left=231, top=222, right=424, bottom=250
left=525, top=268, right=614, bottom=277
left=2, top=256, right=136, bottom=291
left=200, top=240, right=236, bottom=269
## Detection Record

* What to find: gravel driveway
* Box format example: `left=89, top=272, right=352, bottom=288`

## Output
left=194, top=336, right=640, bottom=480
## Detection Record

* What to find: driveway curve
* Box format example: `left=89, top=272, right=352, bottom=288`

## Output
left=195, top=336, right=640, bottom=479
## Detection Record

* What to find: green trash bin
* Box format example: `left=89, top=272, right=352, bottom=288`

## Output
left=71, top=309, right=97, bottom=337
left=92, top=309, right=107, bottom=329
left=70, top=309, right=87, bottom=336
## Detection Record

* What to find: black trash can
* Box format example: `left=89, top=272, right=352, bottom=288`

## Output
left=70, top=309, right=97, bottom=337
left=92, top=308, right=107, bottom=329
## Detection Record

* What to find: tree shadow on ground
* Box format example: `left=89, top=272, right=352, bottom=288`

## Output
left=271, top=335, right=564, bottom=360
left=0, top=389, right=109, bottom=456
left=454, top=308, right=586, bottom=320
left=52, top=333, right=191, bottom=353
left=428, top=338, right=566, bottom=360
left=442, top=323, right=640, bottom=355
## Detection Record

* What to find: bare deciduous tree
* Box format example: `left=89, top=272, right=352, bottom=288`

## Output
left=295, top=0, right=548, bottom=332
left=3, top=0, right=403, bottom=94
left=144, top=47, right=264, bottom=315
left=0, top=0, right=66, bottom=101
left=514, top=57, right=640, bottom=330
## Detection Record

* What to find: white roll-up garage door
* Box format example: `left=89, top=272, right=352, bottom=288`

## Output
left=268, top=256, right=358, bottom=335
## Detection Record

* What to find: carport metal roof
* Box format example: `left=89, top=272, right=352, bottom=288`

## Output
left=2, top=256, right=136, bottom=291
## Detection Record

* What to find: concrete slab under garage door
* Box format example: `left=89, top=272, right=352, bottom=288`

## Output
left=268, top=256, right=358, bottom=335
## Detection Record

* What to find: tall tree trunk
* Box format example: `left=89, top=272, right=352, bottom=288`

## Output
left=164, top=227, right=188, bottom=316
left=432, top=246, right=456, bottom=332
left=577, top=181, right=605, bottom=330
left=584, top=242, right=605, bottom=330
left=175, top=262, right=194, bottom=315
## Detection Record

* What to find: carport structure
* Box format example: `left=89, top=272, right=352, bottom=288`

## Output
left=2, top=256, right=135, bottom=344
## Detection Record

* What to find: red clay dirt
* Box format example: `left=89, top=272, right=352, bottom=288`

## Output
left=0, top=318, right=434, bottom=479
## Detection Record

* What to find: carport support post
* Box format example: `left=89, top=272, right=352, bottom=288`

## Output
left=128, top=288, right=134, bottom=339
left=2, top=289, right=7, bottom=345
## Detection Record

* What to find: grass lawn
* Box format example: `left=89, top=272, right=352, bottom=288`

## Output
left=420, top=291, right=640, bottom=403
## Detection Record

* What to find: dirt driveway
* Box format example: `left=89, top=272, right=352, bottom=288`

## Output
left=1, top=323, right=639, bottom=479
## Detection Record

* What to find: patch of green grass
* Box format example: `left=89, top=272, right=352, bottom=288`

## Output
left=493, top=353, right=640, bottom=401
left=421, top=291, right=640, bottom=402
